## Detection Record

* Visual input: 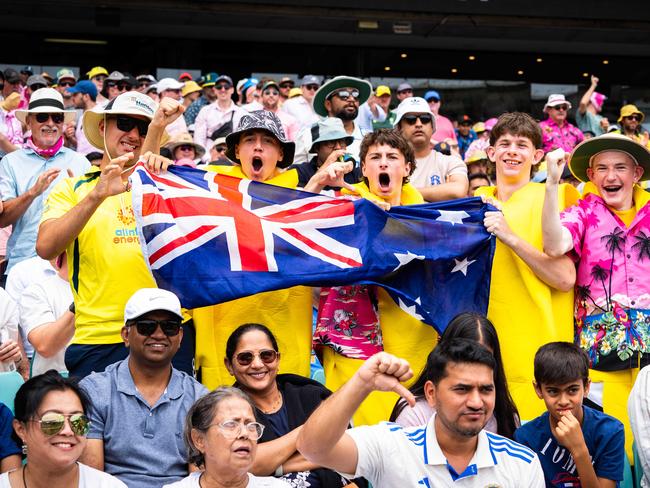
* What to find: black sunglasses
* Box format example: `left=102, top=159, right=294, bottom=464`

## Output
left=552, top=104, right=569, bottom=111
left=30, top=84, right=46, bottom=91
left=235, top=349, right=278, bottom=366
left=111, top=115, right=149, bottom=136
left=215, top=83, right=232, bottom=91
left=303, top=84, right=319, bottom=91
left=263, top=89, right=279, bottom=96
left=33, top=413, right=90, bottom=437
left=35, top=113, right=65, bottom=124
left=215, top=146, right=226, bottom=153
left=625, top=115, right=642, bottom=121
left=129, top=319, right=182, bottom=337
left=178, top=144, right=195, bottom=151
left=402, top=114, right=433, bottom=125
left=59, top=81, right=75, bottom=88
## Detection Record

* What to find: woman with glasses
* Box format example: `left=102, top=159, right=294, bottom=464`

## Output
left=164, top=387, right=289, bottom=487
left=1, top=370, right=125, bottom=487
left=223, top=324, right=351, bottom=488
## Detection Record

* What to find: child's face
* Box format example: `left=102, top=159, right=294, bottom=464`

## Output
left=362, top=143, right=411, bottom=201
left=534, top=379, right=590, bottom=425
left=487, top=133, right=544, bottom=186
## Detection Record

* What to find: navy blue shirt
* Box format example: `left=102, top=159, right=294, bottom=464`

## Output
left=0, top=402, right=20, bottom=461
left=514, top=406, right=624, bottom=487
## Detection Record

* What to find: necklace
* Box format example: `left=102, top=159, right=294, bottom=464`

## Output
left=259, top=391, right=283, bottom=414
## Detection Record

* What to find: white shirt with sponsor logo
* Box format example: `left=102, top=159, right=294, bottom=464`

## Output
left=342, top=414, right=545, bottom=487
left=410, top=150, right=468, bottom=188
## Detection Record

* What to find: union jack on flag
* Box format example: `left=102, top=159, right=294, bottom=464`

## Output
left=131, top=163, right=495, bottom=333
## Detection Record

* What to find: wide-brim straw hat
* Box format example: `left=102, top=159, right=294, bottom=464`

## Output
left=164, top=132, right=205, bottom=159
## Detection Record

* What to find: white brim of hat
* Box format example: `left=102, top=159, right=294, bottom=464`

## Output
left=83, top=106, right=168, bottom=151
left=15, top=106, right=76, bottom=125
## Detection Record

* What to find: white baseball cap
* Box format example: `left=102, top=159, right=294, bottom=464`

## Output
left=156, top=77, right=185, bottom=95
left=124, top=288, right=183, bottom=324
left=392, top=96, right=435, bottom=126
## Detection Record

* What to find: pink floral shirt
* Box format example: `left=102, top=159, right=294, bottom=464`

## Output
left=560, top=183, right=650, bottom=369
left=539, top=118, right=584, bottom=154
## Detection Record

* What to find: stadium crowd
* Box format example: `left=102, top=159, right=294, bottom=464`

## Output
left=0, top=64, right=649, bottom=487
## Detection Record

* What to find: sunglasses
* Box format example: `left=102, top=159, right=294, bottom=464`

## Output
left=35, top=113, right=65, bottom=124
left=279, top=83, right=293, bottom=89
left=263, top=89, right=279, bottom=96
left=625, top=115, right=642, bottom=121
left=215, top=84, right=232, bottom=91
left=398, top=89, right=413, bottom=95
left=215, top=146, right=226, bottom=153
left=213, top=419, right=265, bottom=440
left=118, top=83, right=132, bottom=91
left=401, top=114, right=433, bottom=125
left=178, top=144, right=195, bottom=151
left=303, top=84, right=319, bottom=91
left=33, top=413, right=90, bottom=437
left=30, top=84, right=46, bottom=91
left=59, top=81, right=75, bottom=88
left=93, top=76, right=107, bottom=82
left=235, top=349, right=278, bottom=366
left=552, top=104, right=569, bottom=111
left=111, top=115, right=149, bottom=136
left=330, top=89, right=360, bottom=101
left=138, top=82, right=151, bottom=88
left=427, top=98, right=440, bottom=103
left=128, top=319, right=182, bottom=337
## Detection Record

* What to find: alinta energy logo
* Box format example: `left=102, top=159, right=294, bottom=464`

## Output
left=114, top=205, right=140, bottom=244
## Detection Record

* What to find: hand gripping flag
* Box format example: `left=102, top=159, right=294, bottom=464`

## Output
left=130, top=163, right=496, bottom=334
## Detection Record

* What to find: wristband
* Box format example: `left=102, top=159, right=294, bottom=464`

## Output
left=274, top=464, right=283, bottom=477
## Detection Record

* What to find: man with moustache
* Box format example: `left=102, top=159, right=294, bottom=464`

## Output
left=0, top=88, right=88, bottom=278
left=293, top=75, right=372, bottom=163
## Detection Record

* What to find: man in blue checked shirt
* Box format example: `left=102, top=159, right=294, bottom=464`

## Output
left=297, top=339, right=545, bottom=487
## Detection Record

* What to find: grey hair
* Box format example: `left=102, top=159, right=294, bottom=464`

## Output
left=184, top=387, right=256, bottom=468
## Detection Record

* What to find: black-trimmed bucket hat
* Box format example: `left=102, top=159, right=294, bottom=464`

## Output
left=225, top=110, right=295, bottom=168
left=568, top=133, right=650, bottom=182
left=312, top=76, right=373, bottom=117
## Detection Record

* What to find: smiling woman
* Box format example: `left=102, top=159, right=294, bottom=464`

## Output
left=1, top=371, right=126, bottom=487
left=164, top=387, right=290, bottom=488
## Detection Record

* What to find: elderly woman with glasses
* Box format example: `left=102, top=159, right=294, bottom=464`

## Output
left=220, top=324, right=354, bottom=488
left=1, top=370, right=125, bottom=487
left=164, top=387, right=290, bottom=488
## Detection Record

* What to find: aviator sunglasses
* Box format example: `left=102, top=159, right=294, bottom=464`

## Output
left=33, top=412, right=90, bottom=436
left=235, top=349, right=278, bottom=366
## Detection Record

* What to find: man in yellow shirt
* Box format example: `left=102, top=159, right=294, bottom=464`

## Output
left=475, top=112, right=579, bottom=421
left=35, top=92, right=193, bottom=378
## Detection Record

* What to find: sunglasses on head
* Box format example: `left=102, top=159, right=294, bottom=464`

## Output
left=402, top=114, right=433, bottom=125
left=235, top=349, right=278, bottom=366
left=33, top=412, right=90, bottom=437
left=59, top=81, right=75, bottom=88
left=35, top=113, right=65, bottom=124
left=129, top=319, right=182, bottom=337
left=111, top=115, right=149, bottom=136
left=215, top=83, right=231, bottom=91
left=330, top=89, right=360, bottom=101
left=552, top=104, right=569, bottom=111
left=625, top=115, right=642, bottom=121
left=303, top=84, right=319, bottom=91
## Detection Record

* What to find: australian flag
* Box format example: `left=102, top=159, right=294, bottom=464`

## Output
left=130, top=163, right=496, bottom=334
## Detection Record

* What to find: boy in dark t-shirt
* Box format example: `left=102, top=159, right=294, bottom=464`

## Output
left=515, top=342, right=624, bottom=488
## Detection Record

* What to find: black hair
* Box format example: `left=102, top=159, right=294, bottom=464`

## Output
left=390, top=313, right=520, bottom=439
left=426, top=338, right=496, bottom=386
left=13, top=370, right=91, bottom=424
left=225, top=323, right=279, bottom=362
left=468, top=172, right=490, bottom=184
left=534, top=342, right=589, bottom=387
left=85, top=151, right=103, bottom=164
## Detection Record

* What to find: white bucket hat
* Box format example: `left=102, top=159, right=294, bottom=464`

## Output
left=82, top=91, right=168, bottom=151
left=392, top=96, right=435, bottom=126
left=544, top=94, right=572, bottom=111
left=15, top=88, right=76, bottom=125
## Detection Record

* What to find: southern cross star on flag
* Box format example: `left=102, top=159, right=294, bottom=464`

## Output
left=130, top=163, right=495, bottom=334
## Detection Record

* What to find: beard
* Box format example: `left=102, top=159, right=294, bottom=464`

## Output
left=335, top=105, right=359, bottom=121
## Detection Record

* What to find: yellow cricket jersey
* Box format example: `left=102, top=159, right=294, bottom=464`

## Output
left=41, top=168, right=156, bottom=345
left=327, top=181, right=439, bottom=426
left=193, top=164, right=312, bottom=390
left=475, top=182, right=580, bottom=421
